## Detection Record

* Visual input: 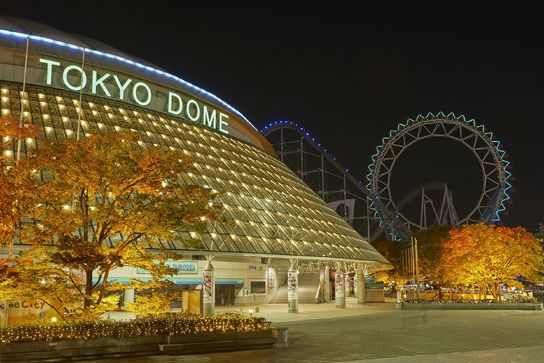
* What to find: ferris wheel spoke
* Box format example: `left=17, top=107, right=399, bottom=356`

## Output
left=461, top=133, right=476, bottom=143
left=486, top=178, right=500, bottom=187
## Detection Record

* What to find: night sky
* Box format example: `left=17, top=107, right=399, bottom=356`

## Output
left=3, top=5, right=543, bottom=229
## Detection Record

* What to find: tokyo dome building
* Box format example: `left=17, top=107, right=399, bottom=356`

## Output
left=0, top=17, right=388, bottom=308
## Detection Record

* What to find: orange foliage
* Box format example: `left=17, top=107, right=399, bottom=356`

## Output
left=1, top=132, right=221, bottom=320
left=0, top=115, right=39, bottom=146
left=441, top=223, right=544, bottom=299
left=0, top=115, right=40, bottom=247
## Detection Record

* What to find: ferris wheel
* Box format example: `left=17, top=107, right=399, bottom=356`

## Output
left=366, top=112, right=512, bottom=231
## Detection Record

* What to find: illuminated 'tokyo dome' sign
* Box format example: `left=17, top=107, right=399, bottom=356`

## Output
left=39, top=57, right=230, bottom=134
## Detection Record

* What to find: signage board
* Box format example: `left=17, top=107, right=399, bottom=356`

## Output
left=37, top=58, right=230, bottom=134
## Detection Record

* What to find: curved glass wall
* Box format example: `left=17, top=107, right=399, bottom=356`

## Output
left=0, top=82, right=388, bottom=265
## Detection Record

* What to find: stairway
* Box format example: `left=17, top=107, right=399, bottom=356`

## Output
left=270, top=272, right=320, bottom=304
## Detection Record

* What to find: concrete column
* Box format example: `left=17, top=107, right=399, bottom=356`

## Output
left=202, top=260, right=215, bottom=314
left=324, top=266, right=330, bottom=302
left=287, top=264, right=299, bottom=313
left=272, top=327, right=289, bottom=348
left=335, top=268, right=346, bottom=308
left=123, top=289, right=135, bottom=307
left=356, top=270, right=366, bottom=304
left=345, top=273, right=351, bottom=297
left=318, top=269, right=325, bottom=303
left=354, top=271, right=358, bottom=295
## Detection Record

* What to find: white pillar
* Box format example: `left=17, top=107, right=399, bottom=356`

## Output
left=335, top=268, right=345, bottom=308
left=202, top=260, right=215, bottom=314
left=318, top=269, right=325, bottom=303
left=356, top=270, right=366, bottom=304
left=324, top=266, right=330, bottom=302
left=345, top=273, right=351, bottom=297
left=123, top=289, right=135, bottom=307
left=287, top=264, right=299, bottom=313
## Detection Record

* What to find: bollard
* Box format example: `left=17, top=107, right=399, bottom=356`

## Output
left=272, top=327, right=288, bottom=348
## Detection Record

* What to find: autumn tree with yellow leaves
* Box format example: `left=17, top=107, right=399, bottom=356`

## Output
left=0, top=115, right=40, bottom=253
left=440, top=223, right=544, bottom=300
left=1, top=131, right=220, bottom=321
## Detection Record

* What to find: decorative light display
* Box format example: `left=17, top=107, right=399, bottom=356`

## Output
left=0, top=313, right=270, bottom=343
left=260, top=120, right=355, bottom=179
left=365, top=112, right=512, bottom=224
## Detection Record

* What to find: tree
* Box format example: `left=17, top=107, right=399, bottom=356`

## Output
left=410, top=225, right=451, bottom=282
left=0, top=115, right=40, bottom=148
left=372, top=226, right=451, bottom=286
left=440, top=223, right=544, bottom=300
left=372, top=239, right=405, bottom=284
left=0, top=115, right=40, bottom=255
left=1, top=132, right=220, bottom=321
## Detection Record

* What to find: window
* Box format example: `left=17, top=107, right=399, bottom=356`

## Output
left=250, top=281, right=266, bottom=294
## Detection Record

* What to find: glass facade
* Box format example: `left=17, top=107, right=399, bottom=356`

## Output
left=0, top=82, right=387, bottom=265
left=0, top=19, right=389, bottom=267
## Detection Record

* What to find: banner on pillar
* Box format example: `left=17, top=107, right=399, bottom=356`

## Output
left=268, top=267, right=275, bottom=288
left=202, top=270, right=214, bottom=304
left=335, top=273, right=345, bottom=298
left=287, top=271, right=298, bottom=300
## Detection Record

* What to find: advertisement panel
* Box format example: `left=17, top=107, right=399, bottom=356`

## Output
left=0, top=300, right=59, bottom=327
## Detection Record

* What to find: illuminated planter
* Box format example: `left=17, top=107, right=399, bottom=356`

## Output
left=0, top=331, right=278, bottom=361
left=0, top=314, right=278, bottom=360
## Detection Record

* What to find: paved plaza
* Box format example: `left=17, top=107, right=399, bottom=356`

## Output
left=88, top=298, right=544, bottom=362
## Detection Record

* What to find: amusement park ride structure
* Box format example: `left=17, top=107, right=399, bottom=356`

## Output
left=261, top=112, right=512, bottom=242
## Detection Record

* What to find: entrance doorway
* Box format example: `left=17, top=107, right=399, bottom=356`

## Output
left=216, top=285, right=235, bottom=306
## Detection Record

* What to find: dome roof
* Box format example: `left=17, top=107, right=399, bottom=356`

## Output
left=0, top=16, right=258, bottom=134
left=0, top=16, right=161, bottom=69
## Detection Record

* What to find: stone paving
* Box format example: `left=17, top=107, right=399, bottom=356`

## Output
left=85, top=298, right=544, bottom=362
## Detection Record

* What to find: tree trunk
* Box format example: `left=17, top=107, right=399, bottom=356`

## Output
left=84, top=269, right=93, bottom=308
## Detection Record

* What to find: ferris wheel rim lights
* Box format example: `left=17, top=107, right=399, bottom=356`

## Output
left=366, top=112, right=511, bottom=225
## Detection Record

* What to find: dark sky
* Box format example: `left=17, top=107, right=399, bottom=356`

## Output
left=3, top=5, right=543, bottom=229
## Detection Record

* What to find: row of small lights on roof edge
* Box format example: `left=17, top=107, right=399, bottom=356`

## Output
left=260, top=120, right=364, bottom=184
left=0, top=28, right=259, bottom=132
